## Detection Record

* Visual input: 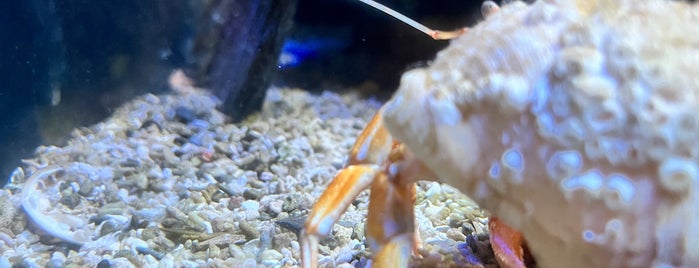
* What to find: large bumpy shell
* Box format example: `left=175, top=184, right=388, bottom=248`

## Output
left=382, top=0, right=699, bottom=267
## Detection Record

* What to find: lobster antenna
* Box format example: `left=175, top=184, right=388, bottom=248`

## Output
left=357, top=0, right=470, bottom=40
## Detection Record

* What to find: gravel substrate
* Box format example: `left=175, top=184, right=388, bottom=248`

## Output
left=0, top=79, right=495, bottom=267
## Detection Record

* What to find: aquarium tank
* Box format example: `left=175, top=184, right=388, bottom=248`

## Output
left=12, top=0, right=698, bottom=267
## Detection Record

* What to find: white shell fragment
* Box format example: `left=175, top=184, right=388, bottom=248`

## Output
left=21, top=165, right=95, bottom=245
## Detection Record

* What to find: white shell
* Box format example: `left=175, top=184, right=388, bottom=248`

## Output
left=382, top=0, right=699, bottom=266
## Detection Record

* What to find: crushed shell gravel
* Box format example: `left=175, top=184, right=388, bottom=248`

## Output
left=0, top=86, right=495, bottom=267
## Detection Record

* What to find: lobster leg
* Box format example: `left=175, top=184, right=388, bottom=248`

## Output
left=366, top=170, right=418, bottom=262
left=302, top=110, right=431, bottom=267
left=302, top=112, right=399, bottom=267
left=302, top=165, right=381, bottom=268
left=489, top=216, right=532, bottom=268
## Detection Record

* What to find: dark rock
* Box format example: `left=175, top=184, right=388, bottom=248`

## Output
left=120, top=158, right=142, bottom=168
left=173, top=137, right=188, bottom=146
left=139, top=120, right=162, bottom=131
left=275, top=215, right=306, bottom=236
left=59, top=193, right=81, bottom=209
left=174, top=106, right=197, bottom=123
left=136, top=246, right=166, bottom=260
left=96, top=259, right=111, bottom=268
left=187, top=0, right=298, bottom=122
left=243, top=188, right=264, bottom=200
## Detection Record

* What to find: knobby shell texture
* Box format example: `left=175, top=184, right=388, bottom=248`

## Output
left=0, top=86, right=489, bottom=267
left=382, top=0, right=699, bottom=267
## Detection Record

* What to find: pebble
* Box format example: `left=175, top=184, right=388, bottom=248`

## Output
left=259, top=171, right=274, bottom=182
left=447, top=228, right=467, bottom=241
left=77, top=179, right=96, bottom=196
left=132, top=173, right=149, bottom=190
left=132, top=207, right=166, bottom=223
left=0, top=194, right=17, bottom=229
left=141, top=227, right=159, bottom=241
left=240, top=200, right=261, bottom=220
left=239, top=221, right=260, bottom=240
left=229, top=245, right=246, bottom=259
left=174, top=106, right=197, bottom=123
left=158, top=254, right=175, bottom=268
left=241, top=258, right=257, bottom=268
left=234, top=154, right=256, bottom=168
left=189, top=119, right=210, bottom=130
left=122, top=237, right=149, bottom=253
left=276, top=215, right=306, bottom=235
left=241, top=239, right=260, bottom=258
left=136, top=246, right=166, bottom=260
left=208, top=244, right=222, bottom=258
left=423, top=206, right=450, bottom=226
left=260, top=249, right=283, bottom=265
left=334, top=240, right=360, bottom=264
left=243, top=189, right=263, bottom=200
left=268, top=199, right=284, bottom=215
left=46, top=252, right=66, bottom=268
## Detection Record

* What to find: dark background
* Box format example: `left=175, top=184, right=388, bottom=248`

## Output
left=0, top=0, right=497, bottom=185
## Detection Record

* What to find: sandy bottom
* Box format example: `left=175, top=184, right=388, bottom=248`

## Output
left=0, top=82, right=496, bottom=267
